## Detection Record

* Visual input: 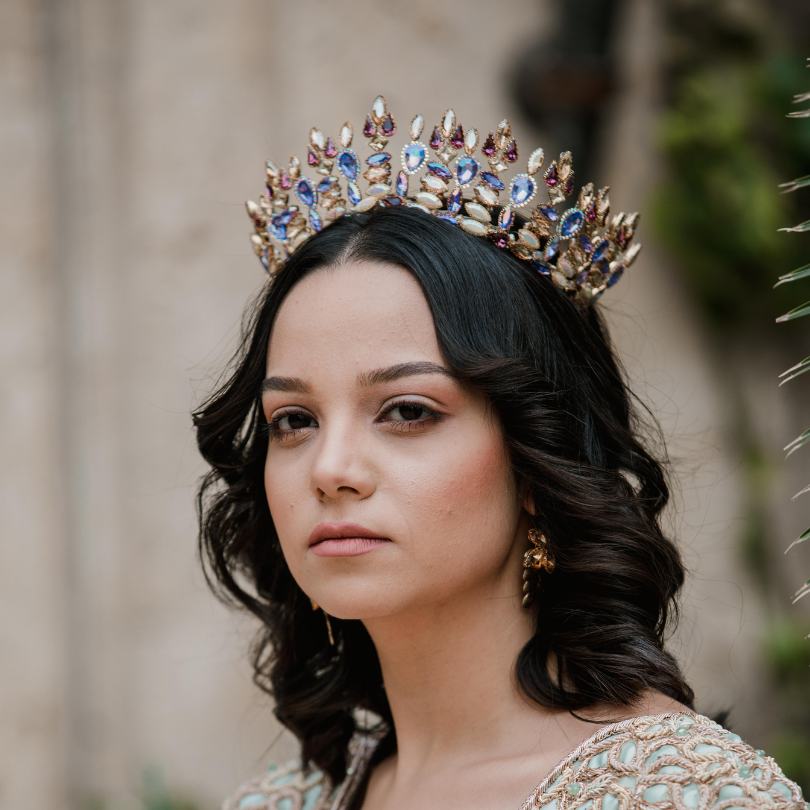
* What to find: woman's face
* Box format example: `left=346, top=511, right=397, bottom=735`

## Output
left=261, top=259, right=532, bottom=620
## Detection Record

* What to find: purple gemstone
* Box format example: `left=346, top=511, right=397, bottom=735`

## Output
left=585, top=203, right=597, bottom=222
left=450, top=124, right=464, bottom=149
left=307, top=150, right=319, bottom=166
left=545, top=165, right=558, bottom=187
left=564, top=176, right=574, bottom=195
left=505, top=139, right=518, bottom=162
left=324, top=137, right=337, bottom=158
left=492, top=234, right=508, bottom=249
left=279, top=172, right=292, bottom=190
left=381, top=114, right=396, bottom=135
left=482, top=133, right=496, bottom=157
left=363, top=116, right=375, bottom=137
left=427, top=161, right=452, bottom=180
left=430, top=126, right=442, bottom=150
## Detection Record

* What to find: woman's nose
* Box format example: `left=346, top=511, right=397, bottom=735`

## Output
left=309, top=416, right=376, bottom=502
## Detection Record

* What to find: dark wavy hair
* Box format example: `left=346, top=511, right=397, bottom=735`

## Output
left=192, top=205, right=694, bottom=787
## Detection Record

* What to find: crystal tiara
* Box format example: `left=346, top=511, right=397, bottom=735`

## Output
left=245, top=94, right=641, bottom=305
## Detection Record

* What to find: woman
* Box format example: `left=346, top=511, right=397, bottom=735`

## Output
left=193, top=97, right=806, bottom=808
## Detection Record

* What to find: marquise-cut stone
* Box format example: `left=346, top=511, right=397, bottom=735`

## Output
left=442, top=108, right=455, bottom=137
left=623, top=243, right=641, bottom=266
left=447, top=188, right=462, bottom=213
left=498, top=207, right=514, bottom=230
left=353, top=196, right=378, bottom=212
left=475, top=184, right=498, bottom=206
left=309, top=209, right=322, bottom=231
left=365, top=166, right=389, bottom=182
left=372, top=95, right=386, bottom=120
left=340, top=123, right=353, bottom=148
left=347, top=181, right=362, bottom=206
left=415, top=191, right=442, bottom=209
left=422, top=175, right=447, bottom=194
left=464, top=128, right=478, bottom=152
left=395, top=170, right=408, bottom=196
left=363, top=116, right=375, bottom=137
left=460, top=217, right=488, bottom=236
left=430, top=126, right=442, bottom=150
left=309, top=128, right=325, bottom=149
left=481, top=171, right=505, bottom=190
left=368, top=183, right=391, bottom=198
left=427, top=161, right=452, bottom=180
left=592, top=239, right=609, bottom=261
left=518, top=228, right=540, bottom=249
left=410, top=114, right=424, bottom=140
left=367, top=152, right=391, bottom=166
left=528, top=147, right=544, bottom=175
left=465, top=202, right=491, bottom=223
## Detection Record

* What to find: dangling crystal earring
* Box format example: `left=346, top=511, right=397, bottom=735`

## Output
left=310, top=597, right=336, bottom=646
left=521, top=527, right=555, bottom=608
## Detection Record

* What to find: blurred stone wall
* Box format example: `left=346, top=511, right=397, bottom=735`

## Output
left=1, top=1, right=796, bottom=808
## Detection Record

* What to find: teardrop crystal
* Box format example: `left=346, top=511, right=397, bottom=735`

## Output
left=309, top=128, right=325, bottom=150
left=527, top=147, right=544, bottom=175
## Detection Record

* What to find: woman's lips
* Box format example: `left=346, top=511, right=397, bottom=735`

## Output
left=310, top=537, right=392, bottom=557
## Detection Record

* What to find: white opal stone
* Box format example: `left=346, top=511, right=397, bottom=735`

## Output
left=464, top=128, right=478, bottom=152
left=464, top=202, right=491, bottom=223
left=460, top=218, right=488, bottom=236
left=415, top=191, right=442, bottom=209
left=475, top=185, right=498, bottom=206
left=623, top=243, right=641, bottom=266
left=442, top=108, right=455, bottom=137
left=422, top=175, right=447, bottom=194
left=340, top=122, right=353, bottom=148
left=367, top=183, right=391, bottom=197
left=352, top=197, right=378, bottom=212
left=372, top=95, right=386, bottom=120
left=410, top=114, right=424, bottom=140
left=518, top=228, right=540, bottom=249
left=528, top=147, right=545, bottom=175
left=309, top=128, right=325, bottom=150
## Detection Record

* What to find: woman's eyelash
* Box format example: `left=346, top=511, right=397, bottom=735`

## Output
left=259, top=400, right=442, bottom=441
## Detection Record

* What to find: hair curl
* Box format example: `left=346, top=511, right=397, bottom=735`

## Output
left=192, top=206, right=694, bottom=787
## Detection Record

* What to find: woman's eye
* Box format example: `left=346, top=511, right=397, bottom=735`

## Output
left=261, top=400, right=441, bottom=442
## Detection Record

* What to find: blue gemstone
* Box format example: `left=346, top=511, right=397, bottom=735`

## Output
left=367, top=151, right=391, bottom=166
left=531, top=261, right=551, bottom=276
left=436, top=212, right=458, bottom=224
left=510, top=175, right=535, bottom=206
left=579, top=235, right=593, bottom=254
left=544, top=238, right=559, bottom=261
left=558, top=208, right=585, bottom=238
left=337, top=150, right=359, bottom=180
left=347, top=181, right=361, bottom=206
left=403, top=142, right=426, bottom=173
left=592, top=239, right=609, bottom=261
left=607, top=266, right=624, bottom=287
left=447, top=188, right=462, bottom=213
left=481, top=171, right=505, bottom=190
left=295, top=179, right=315, bottom=207
left=593, top=258, right=610, bottom=275
left=456, top=156, right=479, bottom=185
left=382, top=196, right=402, bottom=206
left=309, top=209, right=322, bottom=232
left=259, top=252, right=270, bottom=271
left=268, top=214, right=288, bottom=241
left=539, top=205, right=558, bottom=222
left=427, top=161, right=452, bottom=180
left=498, top=208, right=514, bottom=230
left=395, top=170, right=408, bottom=196
left=317, top=177, right=334, bottom=193
left=276, top=208, right=296, bottom=225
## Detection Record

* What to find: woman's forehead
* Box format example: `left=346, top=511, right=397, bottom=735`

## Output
left=266, top=261, right=440, bottom=364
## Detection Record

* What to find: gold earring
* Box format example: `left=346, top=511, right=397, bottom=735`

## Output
left=310, top=597, right=336, bottom=647
left=522, top=527, right=555, bottom=608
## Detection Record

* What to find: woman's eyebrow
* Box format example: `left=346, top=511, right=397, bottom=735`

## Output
left=260, top=361, right=454, bottom=395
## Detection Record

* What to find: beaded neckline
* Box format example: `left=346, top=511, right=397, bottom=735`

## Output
left=336, top=709, right=701, bottom=810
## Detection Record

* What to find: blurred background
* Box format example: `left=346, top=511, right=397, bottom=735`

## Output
left=2, top=0, right=809, bottom=807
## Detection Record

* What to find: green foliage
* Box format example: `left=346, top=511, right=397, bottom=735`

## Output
left=651, top=54, right=810, bottom=333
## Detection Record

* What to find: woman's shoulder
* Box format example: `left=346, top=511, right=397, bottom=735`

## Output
left=221, top=755, right=333, bottom=810
left=525, top=710, right=807, bottom=809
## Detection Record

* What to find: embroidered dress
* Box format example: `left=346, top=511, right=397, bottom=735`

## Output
left=222, top=711, right=808, bottom=809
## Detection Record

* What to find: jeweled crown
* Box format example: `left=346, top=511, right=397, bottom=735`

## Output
left=245, top=94, right=641, bottom=305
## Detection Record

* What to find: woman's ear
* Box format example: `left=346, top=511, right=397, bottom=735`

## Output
left=521, top=484, right=536, bottom=517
